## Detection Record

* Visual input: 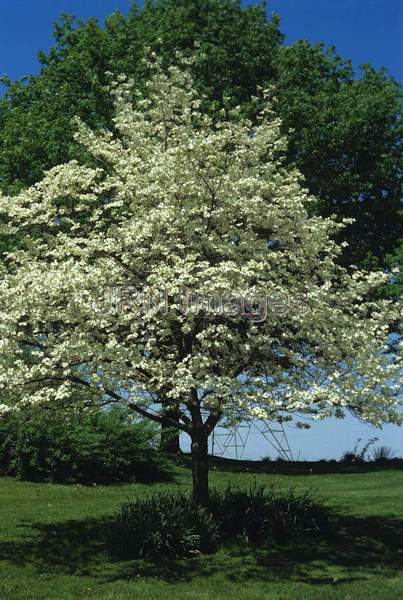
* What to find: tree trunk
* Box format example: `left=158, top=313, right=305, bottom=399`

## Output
left=160, top=405, right=181, bottom=454
left=191, top=429, right=209, bottom=508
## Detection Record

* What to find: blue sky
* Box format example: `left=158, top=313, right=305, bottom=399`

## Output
left=0, top=0, right=401, bottom=459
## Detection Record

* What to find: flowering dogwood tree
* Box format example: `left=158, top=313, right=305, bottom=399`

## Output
left=0, top=57, right=401, bottom=506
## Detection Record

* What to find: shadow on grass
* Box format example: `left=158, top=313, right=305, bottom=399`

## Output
left=0, top=512, right=402, bottom=585
left=0, top=517, right=109, bottom=575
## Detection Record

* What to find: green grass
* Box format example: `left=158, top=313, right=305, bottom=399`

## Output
left=0, top=464, right=402, bottom=599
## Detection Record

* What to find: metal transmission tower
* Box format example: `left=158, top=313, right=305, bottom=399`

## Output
left=210, top=422, right=252, bottom=459
left=254, top=420, right=294, bottom=461
left=210, top=420, right=294, bottom=461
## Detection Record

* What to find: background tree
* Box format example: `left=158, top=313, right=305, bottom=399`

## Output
left=274, top=41, right=402, bottom=272
left=0, top=60, right=400, bottom=506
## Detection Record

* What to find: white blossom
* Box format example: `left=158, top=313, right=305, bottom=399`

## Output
left=0, top=57, right=401, bottom=435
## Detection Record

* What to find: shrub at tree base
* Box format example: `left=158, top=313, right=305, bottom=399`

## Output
left=210, top=486, right=329, bottom=543
left=111, top=486, right=329, bottom=558
left=112, top=491, right=220, bottom=558
left=0, top=407, right=171, bottom=484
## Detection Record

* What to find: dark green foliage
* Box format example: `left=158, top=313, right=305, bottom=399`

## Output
left=209, top=485, right=329, bottom=543
left=111, top=486, right=329, bottom=558
left=0, top=406, right=171, bottom=484
left=112, top=490, right=219, bottom=558
left=274, top=43, right=402, bottom=273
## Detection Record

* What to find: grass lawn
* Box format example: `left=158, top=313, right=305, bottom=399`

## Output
left=0, top=464, right=402, bottom=599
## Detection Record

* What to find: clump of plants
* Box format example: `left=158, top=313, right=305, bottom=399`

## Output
left=111, top=485, right=329, bottom=558
left=0, top=406, right=171, bottom=484
left=111, top=491, right=220, bottom=558
left=340, top=437, right=379, bottom=465
left=372, top=445, right=396, bottom=464
left=210, top=486, right=329, bottom=543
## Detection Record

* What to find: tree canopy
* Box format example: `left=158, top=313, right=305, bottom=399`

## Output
left=0, top=58, right=400, bottom=505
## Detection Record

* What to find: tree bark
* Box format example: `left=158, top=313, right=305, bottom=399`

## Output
left=160, top=406, right=181, bottom=454
left=191, top=429, right=209, bottom=508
